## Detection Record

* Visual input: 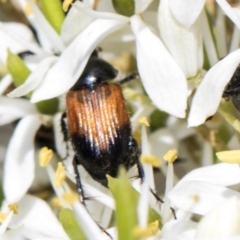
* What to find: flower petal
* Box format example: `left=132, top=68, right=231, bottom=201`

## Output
left=178, top=163, right=240, bottom=186
left=196, top=197, right=240, bottom=239
left=0, top=20, right=44, bottom=57
left=188, top=49, right=240, bottom=127
left=61, top=2, right=95, bottom=46
left=0, top=74, right=12, bottom=96
left=31, top=18, right=128, bottom=103
left=7, top=194, right=69, bottom=239
left=131, top=15, right=188, bottom=118
left=73, top=201, right=106, bottom=240
left=169, top=0, right=206, bottom=28
left=168, top=180, right=240, bottom=215
left=158, top=0, right=203, bottom=78
left=0, top=226, right=24, bottom=240
left=3, top=115, right=41, bottom=202
left=8, top=56, right=57, bottom=98
left=216, top=0, right=240, bottom=31
left=0, top=211, right=14, bottom=235
left=135, top=0, right=153, bottom=14
left=0, top=97, right=37, bottom=125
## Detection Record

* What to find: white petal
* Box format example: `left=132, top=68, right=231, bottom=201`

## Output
left=131, top=15, right=188, bottom=118
left=0, top=22, right=39, bottom=62
left=196, top=197, right=240, bottom=239
left=3, top=115, right=41, bottom=202
left=0, top=211, right=14, bottom=235
left=73, top=1, right=129, bottom=21
left=0, top=226, right=24, bottom=240
left=168, top=180, right=240, bottom=215
left=26, top=0, right=65, bottom=53
left=31, top=18, right=128, bottom=103
left=8, top=56, right=57, bottom=98
left=8, top=194, right=69, bottom=239
left=0, top=74, right=12, bottom=96
left=216, top=0, right=240, bottom=31
left=0, top=97, right=37, bottom=125
left=135, top=0, right=153, bottom=14
left=178, top=163, right=240, bottom=187
left=169, top=0, right=206, bottom=28
left=73, top=201, right=106, bottom=240
left=188, top=49, right=240, bottom=127
left=61, top=2, right=95, bottom=46
left=158, top=0, right=203, bottom=78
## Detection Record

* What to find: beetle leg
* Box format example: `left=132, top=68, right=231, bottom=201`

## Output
left=60, top=112, right=70, bottom=160
left=118, top=72, right=139, bottom=85
left=73, top=156, right=86, bottom=205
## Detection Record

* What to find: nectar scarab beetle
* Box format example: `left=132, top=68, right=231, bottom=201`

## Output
left=61, top=50, right=141, bottom=202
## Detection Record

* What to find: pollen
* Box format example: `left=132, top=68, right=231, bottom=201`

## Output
left=191, top=194, right=200, bottom=203
left=133, top=220, right=159, bottom=237
left=54, top=162, right=66, bottom=187
left=24, top=2, right=32, bottom=15
left=8, top=203, right=18, bottom=214
left=140, top=154, right=161, bottom=167
left=39, top=147, right=53, bottom=167
left=62, top=191, right=78, bottom=204
left=62, top=0, right=73, bottom=12
left=163, top=150, right=178, bottom=163
left=216, top=150, right=240, bottom=163
left=51, top=197, right=62, bottom=208
left=138, top=117, right=150, bottom=127
left=0, top=212, right=7, bottom=223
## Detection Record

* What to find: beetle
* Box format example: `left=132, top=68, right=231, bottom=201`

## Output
left=61, top=50, right=142, bottom=202
left=223, top=64, right=240, bottom=112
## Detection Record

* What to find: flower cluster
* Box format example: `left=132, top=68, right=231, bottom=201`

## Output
left=1, top=0, right=240, bottom=239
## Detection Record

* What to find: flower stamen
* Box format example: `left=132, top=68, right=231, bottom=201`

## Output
left=54, top=162, right=66, bottom=187
left=8, top=203, right=18, bottom=214
left=163, top=150, right=178, bottom=163
left=140, top=154, right=161, bottom=167
left=138, top=117, right=150, bottom=127
left=39, top=147, right=53, bottom=167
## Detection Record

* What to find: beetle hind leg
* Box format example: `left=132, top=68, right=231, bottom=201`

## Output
left=73, top=156, right=86, bottom=205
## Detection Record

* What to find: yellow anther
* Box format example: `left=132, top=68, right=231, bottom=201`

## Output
left=216, top=150, right=240, bottom=164
left=25, top=2, right=32, bottom=15
left=39, top=147, right=53, bottom=167
left=191, top=195, right=200, bottom=203
left=163, top=150, right=178, bottom=163
left=133, top=221, right=159, bottom=237
left=54, top=162, right=66, bottom=187
left=51, top=197, right=62, bottom=208
left=8, top=203, right=18, bottom=214
left=0, top=212, right=7, bottom=223
left=62, top=0, right=73, bottom=12
left=62, top=191, right=78, bottom=204
left=140, top=154, right=161, bottom=167
left=138, top=117, right=150, bottom=127
left=149, top=220, right=159, bottom=235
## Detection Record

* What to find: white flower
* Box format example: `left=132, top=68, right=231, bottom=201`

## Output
left=158, top=0, right=205, bottom=78
left=195, top=197, right=240, bottom=239
left=162, top=162, right=240, bottom=239
left=14, top=0, right=189, bottom=118
left=0, top=195, right=69, bottom=239
left=188, top=1, right=240, bottom=127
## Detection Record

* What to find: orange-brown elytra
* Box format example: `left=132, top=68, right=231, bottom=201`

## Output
left=62, top=50, right=141, bottom=202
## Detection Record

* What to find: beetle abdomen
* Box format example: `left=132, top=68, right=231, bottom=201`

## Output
left=66, top=83, right=131, bottom=178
